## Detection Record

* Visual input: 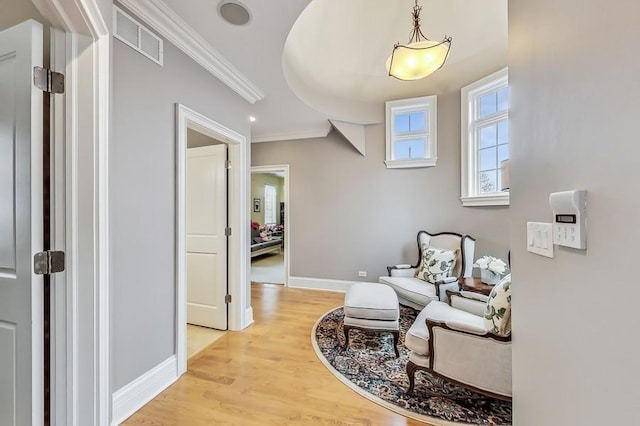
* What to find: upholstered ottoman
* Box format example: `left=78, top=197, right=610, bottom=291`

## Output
left=343, top=283, right=400, bottom=357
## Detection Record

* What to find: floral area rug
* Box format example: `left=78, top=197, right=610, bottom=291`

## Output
left=311, top=306, right=512, bottom=425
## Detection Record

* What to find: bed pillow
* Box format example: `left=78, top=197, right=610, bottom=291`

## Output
left=415, top=245, right=458, bottom=284
left=484, top=274, right=512, bottom=336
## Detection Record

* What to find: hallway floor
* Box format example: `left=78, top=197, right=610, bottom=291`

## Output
left=187, top=324, right=226, bottom=359
left=123, top=284, right=422, bottom=425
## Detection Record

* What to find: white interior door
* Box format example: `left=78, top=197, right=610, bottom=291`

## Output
left=0, top=20, right=44, bottom=426
left=186, top=144, right=228, bottom=330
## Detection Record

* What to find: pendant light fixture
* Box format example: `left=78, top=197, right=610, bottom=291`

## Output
left=386, top=0, right=452, bottom=81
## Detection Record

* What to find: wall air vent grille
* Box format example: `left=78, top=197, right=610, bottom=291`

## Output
left=114, top=6, right=163, bottom=66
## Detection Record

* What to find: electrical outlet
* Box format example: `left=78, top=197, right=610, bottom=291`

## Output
left=358, top=271, right=367, bottom=277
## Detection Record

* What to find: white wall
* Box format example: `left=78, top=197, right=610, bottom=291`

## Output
left=510, top=1, right=640, bottom=424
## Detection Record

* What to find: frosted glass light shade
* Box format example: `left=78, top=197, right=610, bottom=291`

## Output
left=386, top=39, right=451, bottom=81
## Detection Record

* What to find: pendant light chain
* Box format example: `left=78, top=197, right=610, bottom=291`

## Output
left=409, top=0, right=427, bottom=43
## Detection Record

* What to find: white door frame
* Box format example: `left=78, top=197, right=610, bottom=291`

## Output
left=33, top=0, right=111, bottom=424
left=176, top=103, right=251, bottom=375
left=250, top=165, right=291, bottom=286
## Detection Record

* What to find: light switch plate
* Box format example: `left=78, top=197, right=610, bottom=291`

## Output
left=527, top=222, right=554, bottom=258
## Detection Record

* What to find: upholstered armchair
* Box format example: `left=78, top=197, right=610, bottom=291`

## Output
left=378, top=231, right=475, bottom=309
left=404, top=276, right=512, bottom=401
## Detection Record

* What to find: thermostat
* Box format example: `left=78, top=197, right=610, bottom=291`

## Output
left=549, top=190, right=587, bottom=249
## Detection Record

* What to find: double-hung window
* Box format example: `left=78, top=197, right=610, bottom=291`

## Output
left=461, top=68, right=509, bottom=206
left=385, top=95, right=437, bottom=168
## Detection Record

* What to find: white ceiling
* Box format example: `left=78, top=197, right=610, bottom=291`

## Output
left=160, top=0, right=508, bottom=141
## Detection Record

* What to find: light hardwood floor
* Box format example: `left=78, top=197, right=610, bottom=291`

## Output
left=124, top=284, right=426, bottom=426
left=187, top=324, right=226, bottom=359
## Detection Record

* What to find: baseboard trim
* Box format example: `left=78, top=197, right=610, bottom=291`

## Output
left=244, top=306, right=254, bottom=329
left=111, top=355, right=178, bottom=425
left=288, top=276, right=361, bottom=293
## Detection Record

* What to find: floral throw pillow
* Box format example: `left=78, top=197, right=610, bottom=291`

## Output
left=415, top=245, right=458, bottom=284
left=484, top=274, right=512, bottom=336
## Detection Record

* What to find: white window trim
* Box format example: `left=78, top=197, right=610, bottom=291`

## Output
left=461, top=68, right=509, bottom=207
left=385, top=95, right=437, bottom=168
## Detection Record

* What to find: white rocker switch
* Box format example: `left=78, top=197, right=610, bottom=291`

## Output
left=526, top=222, right=554, bottom=258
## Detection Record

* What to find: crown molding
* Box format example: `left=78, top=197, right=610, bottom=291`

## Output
left=252, top=124, right=332, bottom=143
left=118, top=0, right=264, bottom=104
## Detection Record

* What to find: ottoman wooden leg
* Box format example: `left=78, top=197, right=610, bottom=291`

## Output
left=392, top=330, right=400, bottom=357
left=342, top=325, right=352, bottom=351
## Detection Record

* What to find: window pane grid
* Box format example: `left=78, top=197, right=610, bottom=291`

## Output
left=461, top=68, right=508, bottom=204
left=385, top=95, right=437, bottom=167
left=393, top=111, right=428, bottom=136
left=478, top=170, right=498, bottom=193
left=476, top=114, right=508, bottom=192
left=478, top=91, right=497, bottom=118
left=477, top=142, right=509, bottom=193
left=473, top=107, right=508, bottom=194
left=394, top=138, right=427, bottom=160
left=476, top=87, right=509, bottom=119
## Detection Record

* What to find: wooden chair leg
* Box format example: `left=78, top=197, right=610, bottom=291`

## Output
left=392, top=330, right=400, bottom=357
left=406, top=360, right=418, bottom=395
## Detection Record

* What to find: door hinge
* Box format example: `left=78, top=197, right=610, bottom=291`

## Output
left=33, top=66, right=65, bottom=94
left=34, top=251, right=65, bottom=275
left=225, top=294, right=232, bottom=304
left=225, top=160, right=231, bottom=169
left=225, top=227, right=232, bottom=236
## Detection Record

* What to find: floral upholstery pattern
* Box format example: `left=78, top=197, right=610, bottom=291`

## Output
left=415, top=245, right=458, bottom=284
left=484, top=274, right=512, bottom=336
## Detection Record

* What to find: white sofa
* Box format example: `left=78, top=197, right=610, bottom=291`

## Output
left=378, top=231, right=476, bottom=310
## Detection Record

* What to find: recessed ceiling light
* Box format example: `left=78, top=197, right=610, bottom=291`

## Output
left=218, top=1, right=251, bottom=26
left=249, top=116, right=256, bottom=122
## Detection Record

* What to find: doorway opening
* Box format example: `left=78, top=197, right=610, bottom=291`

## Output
left=176, top=104, right=250, bottom=376
left=250, top=165, right=290, bottom=286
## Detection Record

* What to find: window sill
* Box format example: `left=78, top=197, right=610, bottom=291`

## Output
left=461, top=192, right=510, bottom=207
left=385, top=158, right=437, bottom=169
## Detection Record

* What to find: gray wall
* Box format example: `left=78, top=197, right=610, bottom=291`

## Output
left=111, top=32, right=250, bottom=390
left=510, top=1, right=640, bottom=424
left=252, top=90, right=510, bottom=281
left=0, top=0, right=44, bottom=29
left=0, top=0, right=48, bottom=63
left=187, top=128, right=221, bottom=149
